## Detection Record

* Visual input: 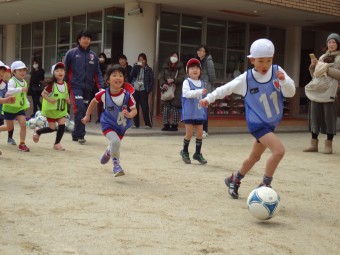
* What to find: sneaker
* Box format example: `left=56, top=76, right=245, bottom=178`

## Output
left=193, top=153, right=207, bottom=164
left=7, top=138, right=17, bottom=145
left=78, top=138, right=86, bottom=144
left=100, top=148, right=111, bottom=164
left=145, top=125, right=152, bottom=129
left=33, top=127, right=40, bottom=143
left=180, top=150, right=191, bottom=164
left=18, top=144, right=30, bottom=152
left=258, top=183, right=272, bottom=188
left=202, top=131, right=208, bottom=138
left=72, top=137, right=79, bottom=142
left=53, top=143, right=65, bottom=151
left=113, top=161, right=125, bottom=177
left=131, top=125, right=139, bottom=129
left=225, top=173, right=241, bottom=199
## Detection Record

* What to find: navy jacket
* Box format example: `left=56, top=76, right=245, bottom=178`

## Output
left=64, top=45, right=104, bottom=93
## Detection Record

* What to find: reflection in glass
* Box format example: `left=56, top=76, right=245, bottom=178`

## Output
left=32, top=22, right=43, bottom=47
left=227, top=21, right=246, bottom=50
left=87, top=11, right=102, bottom=41
left=58, top=17, right=70, bottom=44
left=207, top=19, right=225, bottom=48
left=72, top=15, right=86, bottom=43
left=249, top=23, right=266, bottom=44
left=45, top=20, right=56, bottom=46
left=160, top=12, right=179, bottom=43
left=181, top=15, right=202, bottom=45
left=44, top=46, right=56, bottom=72
left=21, top=24, right=31, bottom=48
left=226, top=51, right=245, bottom=82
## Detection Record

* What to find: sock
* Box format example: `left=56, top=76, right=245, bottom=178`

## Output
left=234, top=170, right=244, bottom=182
left=312, top=132, right=318, bottom=140
left=262, top=175, right=273, bottom=186
left=106, top=131, right=121, bottom=160
left=326, top=133, right=334, bottom=141
left=55, top=124, right=65, bottom=144
left=8, top=130, right=14, bottom=139
left=183, top=139, right=190, bottom=153
left=195, top=138, right=202, bottom=155
left=37, top=127, right=55, bottom=136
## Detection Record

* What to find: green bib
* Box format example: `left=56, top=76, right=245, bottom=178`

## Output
left=41, top=82, right=69, bottom=119
left=2, top=78, right=28, bottom=114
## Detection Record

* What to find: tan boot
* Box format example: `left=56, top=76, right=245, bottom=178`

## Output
left=303, top=139, right=318, bottom=152
left=323, top=140, right=333, bottom=154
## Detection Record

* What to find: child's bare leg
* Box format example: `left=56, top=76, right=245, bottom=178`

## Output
left=239, top=140, right=266, bottom=176
left=184, top=124, right=194, bottom=140
left=258, top=132, right=285, bottom=177
left=16, top=115, right=27, bottom=143
left=195, top=124, right=203, bottom=139
left=1, top=119, right=13, bottom=132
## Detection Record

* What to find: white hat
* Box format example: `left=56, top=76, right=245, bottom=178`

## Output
left=0, top=61, right=6, bottom=69
left=51, top=62, right=65, bottom=74
left=11, top=61, right=27, bottom=71
left=247, top=39, right=275, bottom=58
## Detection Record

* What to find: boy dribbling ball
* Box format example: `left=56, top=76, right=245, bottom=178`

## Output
left=200, top=39, right=296, bottom=199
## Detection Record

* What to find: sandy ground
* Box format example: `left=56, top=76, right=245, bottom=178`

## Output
left=0, top=126, right=339, bottom=255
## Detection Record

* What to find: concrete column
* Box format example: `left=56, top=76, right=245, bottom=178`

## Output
left=123, top=1, right=158, bottom=115
left=3, top=24, right=16, bottom=65
left=284, top=27, right=301, bottom=116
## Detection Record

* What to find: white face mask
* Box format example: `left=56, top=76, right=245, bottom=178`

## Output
left=170, top=56, right=178, bottom=64
left=33, top=64, right=38, bottom=69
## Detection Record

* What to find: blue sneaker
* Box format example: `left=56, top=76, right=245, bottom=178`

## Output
left=113, top=160, right=125, bottom=177
left=100, top=148, right=110, bottom=164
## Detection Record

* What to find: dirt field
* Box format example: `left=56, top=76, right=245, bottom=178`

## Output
left=1, top=128, right=339, bottom=255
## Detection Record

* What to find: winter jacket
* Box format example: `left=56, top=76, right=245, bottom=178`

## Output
left=200, top=54, right=216, bottom=93
left=130, top=64, right=154, bottom=93
left=64, top=45, right=104, bottom=93
left=159, top=60, right=186, bottom=107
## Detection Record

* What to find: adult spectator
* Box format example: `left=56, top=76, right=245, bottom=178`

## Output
left=196, top=44, right=216, bottom=137
left=303, top=33, right=340, bottom=154
left=130, top=53, right=153, bottom=129
left=159, top=52, right=185, bottom=131
left=28, top=59, right=45, bottom=117
left=64, top=29, right=104, bottom=144
left=119, top=54, right=132, bottom=83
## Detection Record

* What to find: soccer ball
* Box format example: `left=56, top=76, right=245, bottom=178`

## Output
left=28, top=118, right=37, bottom=129
left=36, top=116, right=47, bottom=128
left=34, top=111, right=42, bottom=118
left=67, top=120, right=74, bottom=132
left=247, top=186, right=280, bottom=220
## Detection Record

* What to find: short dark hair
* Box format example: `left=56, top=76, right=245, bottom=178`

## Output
left=76, top=29, right=92, bottom=44
left=138, top=53, right=147, bottom=64
left=197, top=44, right=209, bottom=55
left=105, top=64, right=126, bottom=82
left=119, top=54, right=127, bottom=60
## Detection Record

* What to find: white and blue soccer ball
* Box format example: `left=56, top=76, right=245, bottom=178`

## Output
left=67, top=120, right=74, bottom=132
left=34, top=111, right=42, bottom=118
left=247, top=186, right=280, bottom=220
left=28, top=118, right=37, bottom=129
left=36, top=115, right=47, bottom=128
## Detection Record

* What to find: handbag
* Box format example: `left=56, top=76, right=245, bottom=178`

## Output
left=161, top=84, right=176, bottom=101
left=160, top=70, right=178, bottom=101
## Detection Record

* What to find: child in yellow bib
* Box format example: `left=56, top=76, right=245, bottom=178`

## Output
left=33, top=62, right=70, bottom=150
left=1, top=61, right=30, bottom=152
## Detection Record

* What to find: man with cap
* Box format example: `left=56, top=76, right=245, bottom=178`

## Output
left=64, top=29, right=104, bottom=144
left=200, top=38, right=296, bottom=199
left=303, top=32, right=340, bottom=154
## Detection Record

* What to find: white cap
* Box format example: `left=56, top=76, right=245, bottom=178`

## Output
left=247, top=39, right=275, bottom=58
left=51, top=62, right=65, bottom=74
left=0, top=61, right=6, bottom=69
left=11, top=61, right=28, bottom=72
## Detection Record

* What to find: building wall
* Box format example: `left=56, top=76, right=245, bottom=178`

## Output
left=253, top=0, right=340, bottom=16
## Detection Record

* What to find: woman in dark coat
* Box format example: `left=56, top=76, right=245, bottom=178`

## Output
left=159, top=52, right=186, bottom=131
left=29, top=59, right=45, bottom=117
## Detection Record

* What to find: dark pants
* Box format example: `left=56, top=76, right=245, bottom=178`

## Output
left=133, top=90, right=152, bottom=127
left=70, top=88, right=90, bottom=139
left=31, top=90, right=42, bottom=115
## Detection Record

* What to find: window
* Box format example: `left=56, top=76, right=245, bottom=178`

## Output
left=104, top=7, right=124, bottom=62
left=32, top=21, right=43, bottom=48
left=181, top=15, right=202, bottom=46
left=160, top=12, right=179, bottom=43
left=44, top=19, right=57, bottom=71
left=58, top=17, right=70, bottom=45
left=21, top=24, right=32, bottom=69
left=72, top=14, right=86, bottom=44
left=87, top=11, right=102, bottom=42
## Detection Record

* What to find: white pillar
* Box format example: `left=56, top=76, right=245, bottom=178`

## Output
left=123, top=1, right=158, bottom=115
left=3, top=25, right=16, bottom=65
left=123, top=2, right=157, bottom=69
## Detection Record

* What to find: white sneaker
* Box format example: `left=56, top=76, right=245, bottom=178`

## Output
left=202, top=131, right=208, bottom=138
